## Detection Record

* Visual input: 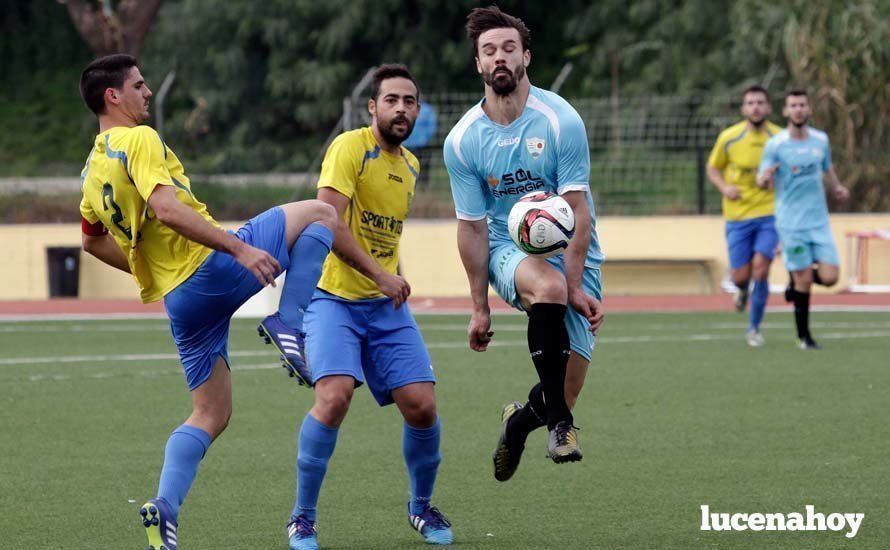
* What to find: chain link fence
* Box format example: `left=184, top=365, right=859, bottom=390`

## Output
left=344, top=93, right=743, bottom=217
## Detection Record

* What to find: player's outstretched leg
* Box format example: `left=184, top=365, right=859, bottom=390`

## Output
left=259, top=215, right=334, bottom=385
left=790, top=269, right=820, bottom=349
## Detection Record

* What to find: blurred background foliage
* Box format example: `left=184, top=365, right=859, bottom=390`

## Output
left=1, top=0, right=888, bottom=212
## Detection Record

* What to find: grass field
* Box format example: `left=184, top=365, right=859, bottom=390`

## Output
left=1, top=310, right=888, bottom=549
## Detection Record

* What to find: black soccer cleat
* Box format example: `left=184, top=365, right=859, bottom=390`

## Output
left=493, top=401, right=525, bottom=481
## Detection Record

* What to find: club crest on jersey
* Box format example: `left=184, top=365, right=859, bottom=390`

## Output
left=526, top=137, right=545, bottom=159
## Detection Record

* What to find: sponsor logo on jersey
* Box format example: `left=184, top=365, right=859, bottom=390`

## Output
left=491, top=168, right=545, bottom=198
left=361, top=209, right=404, bottom=234
left=526, top=137, right=545, bottom=159
left=497, top=137, right=520, bottom=147
left=388, top=173, right=403, bottom=183
left=487, top=174, right=499, bottom=188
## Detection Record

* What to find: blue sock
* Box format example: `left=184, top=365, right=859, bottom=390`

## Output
left=750, top=279, right=769, bottom=330
left=156, top=424, right=212, bottom=522
left=404, top=418, right=441, bottom=515
left=279, top=222, right=333, bottom=331
left=293, top=413, right=339, bottom=521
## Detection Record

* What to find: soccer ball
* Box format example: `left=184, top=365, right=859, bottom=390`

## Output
left=507, top=191, right=575, bottom=258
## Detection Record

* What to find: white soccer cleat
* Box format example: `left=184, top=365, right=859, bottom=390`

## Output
left=745, top=329, right=765, bottom=347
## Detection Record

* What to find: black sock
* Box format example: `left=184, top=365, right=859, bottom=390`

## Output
left=812, top=268, right=824, bottom=286
left=506, top=384, right=546, bottom=448
left=527, top=303, right=572, bottom=430
left=736, top=280, right=749, bottom=292
left=792, top=290, right=811, bottom=340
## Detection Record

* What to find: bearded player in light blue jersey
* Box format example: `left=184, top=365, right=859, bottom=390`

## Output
left=445, top=6, right=605, bottom=482
left=757, top=89, right=849, bottom=349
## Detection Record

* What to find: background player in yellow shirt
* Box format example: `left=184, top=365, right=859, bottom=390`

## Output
left=284, top=65, right=452, bottom=550
left=707, top=85, right=782, bottom=346
left=78, top=54, right=337, bottom=550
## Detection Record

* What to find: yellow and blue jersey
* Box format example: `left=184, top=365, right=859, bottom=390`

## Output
left=708, top=120, right=782, bottom=221
left=79, top=125, right=216, bottom=303
left=316, top=127, right=419, bottom=300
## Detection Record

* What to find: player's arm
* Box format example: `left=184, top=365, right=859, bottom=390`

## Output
left=81, top=219, right=130, bottom=273
left=317, top=187, right=410, bottom=307
left=706, top=134, right=740, bottom=200
left=456, top=218, right=493, bottom=351
left=823, top=166, right=850, bottom=202
left=561, top=191, right=604, bottom=333
left=147, top=185, right=280, bottom=286
left=756, top=139, right=779, bottom=189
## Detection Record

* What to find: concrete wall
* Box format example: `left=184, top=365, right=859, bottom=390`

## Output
left=2, top=215, right=889, bottom=300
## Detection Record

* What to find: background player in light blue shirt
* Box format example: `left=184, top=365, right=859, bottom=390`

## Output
left=445, top=6, right=604, bottom=481
left=757, top=89, right=849, bottom=349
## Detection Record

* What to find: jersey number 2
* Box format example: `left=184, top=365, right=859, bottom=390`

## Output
left=102, top=183, right=133, bottom=240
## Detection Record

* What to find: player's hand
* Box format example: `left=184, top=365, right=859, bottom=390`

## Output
left=833, top=185, right=850, bottom=203
left=569, top=289, right=605, bottom=334
left=468, top=309, right=493, bottom=352
left=722, top=185, right=741, bottom=201
left=375, top=272, right=411, bottom=308
left=757, top=165, right=778, bottom=189
left=234, top=242, right=281, bottom=287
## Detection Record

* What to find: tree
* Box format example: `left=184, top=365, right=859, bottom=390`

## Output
left=59, top=0, right=162, bottom=57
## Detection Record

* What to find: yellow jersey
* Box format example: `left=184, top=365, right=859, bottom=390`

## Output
left=79, top=125, right=216, bottom=303
left=316, top=127, right=419, bottom=300
left=708, top=120, right=782, bottom=221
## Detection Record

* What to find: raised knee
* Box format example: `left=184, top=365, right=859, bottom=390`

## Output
left=533, top=276, right=567, bottom=305
left=313, top=200, right=338, bottom=229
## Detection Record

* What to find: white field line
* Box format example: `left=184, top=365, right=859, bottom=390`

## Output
left=4, top=330, right=890, bottom=368
left=2, top=304, right=890, bottom=322
left=2, top=320, right=890, bottom=334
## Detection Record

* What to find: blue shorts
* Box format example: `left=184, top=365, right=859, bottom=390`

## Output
left=305, top=290, right=435, bottom=406
left=489, top=242, right=603, bottom=361
left=164, top=207, right=290, bottom=390
left=778, top=223, right=839, bottom=272
left=725, top=215, right=779, bottom=270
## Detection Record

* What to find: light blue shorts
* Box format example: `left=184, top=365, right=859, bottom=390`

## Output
left=489, top=242, right=603, bottom=361
left=305, top=290, right=435, bottom=406
left=778, top=223, right=839, bottom=272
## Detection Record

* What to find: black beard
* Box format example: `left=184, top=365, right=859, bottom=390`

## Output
left=747, top=116, right=765, bottom=128
left=483, top=65, right=525, bottom=96
left=378, top=116, right=414, bottom=146
left=791, top=118, right=808, bottom=129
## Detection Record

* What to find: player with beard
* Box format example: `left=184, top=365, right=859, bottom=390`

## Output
left=707, top=85, right=782, bottom=346
left=284, top=64, right=452, bottom=549
left=757, top=89, right=849, bottom=349
left=445, top=6, right=605, bottom=482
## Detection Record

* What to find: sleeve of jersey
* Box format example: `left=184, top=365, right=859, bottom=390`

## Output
left=708, top=132, right=728, bottom=169
left=317, top=134, right=360, bottom=199
left=443, top=134, right=486, bottom=221
left=822, top=139, right=833, bottom=171
left=79, top=195, right=107, bottom=235
left=555, top=112, right=591, bottom=194
left=126, top=126, right=174, bottom=201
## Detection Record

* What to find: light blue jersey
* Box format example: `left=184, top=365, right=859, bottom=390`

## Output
left=444, top=86, right=603, bottom=267
left=759, top=127, right=832, bottom=231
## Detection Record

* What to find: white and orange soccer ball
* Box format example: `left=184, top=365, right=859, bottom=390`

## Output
left=507, top=191, right=575, bottom=258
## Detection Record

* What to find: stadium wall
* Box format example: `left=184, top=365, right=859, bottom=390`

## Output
left=1, top=215, right=888, bottom=300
